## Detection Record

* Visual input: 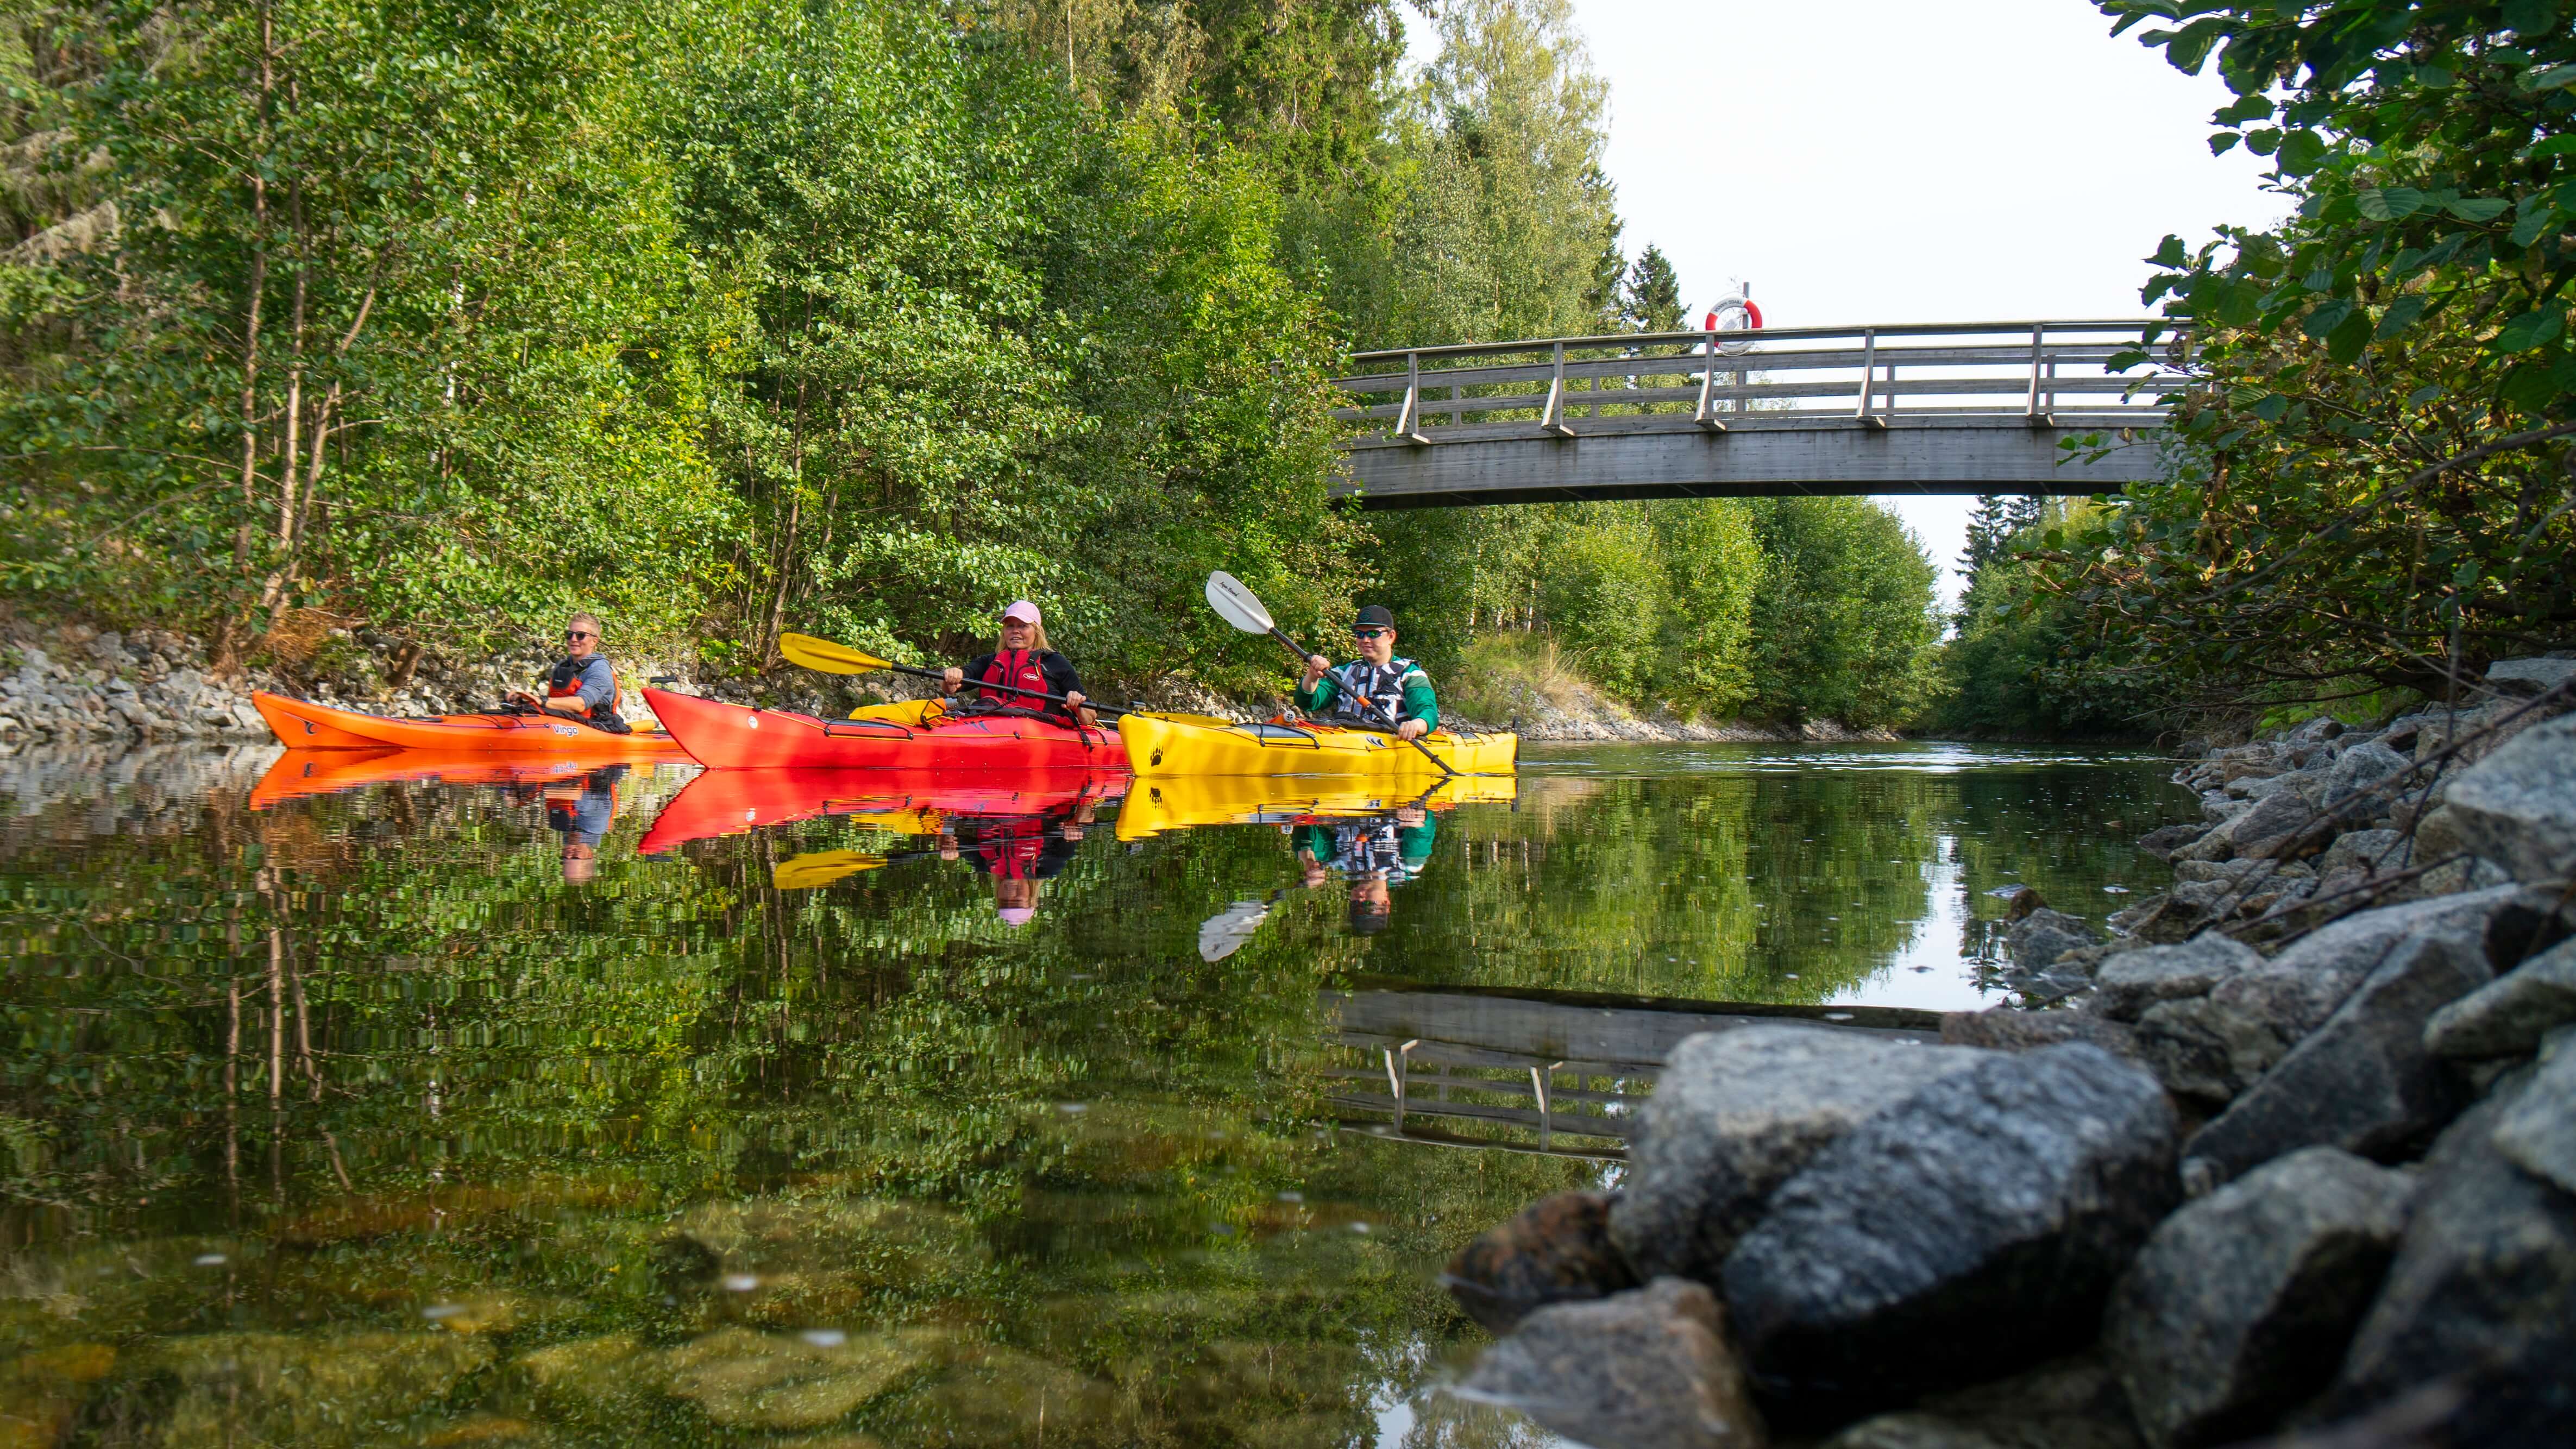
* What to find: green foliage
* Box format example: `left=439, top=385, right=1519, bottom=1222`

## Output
left=1934, top=500, right=2168, bottom=739
left=1621, top=243, right=1686, bottom=333
left=1740, top=499, right=1943, bottom=730
left=2068, top=0, right=2576, bottom=707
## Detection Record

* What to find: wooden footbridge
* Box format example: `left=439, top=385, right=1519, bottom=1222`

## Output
left=1330, top=320, right=2190, bottom=508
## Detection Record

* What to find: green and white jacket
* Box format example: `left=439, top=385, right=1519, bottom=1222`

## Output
left=1294, top=655, right=1438, bottom=732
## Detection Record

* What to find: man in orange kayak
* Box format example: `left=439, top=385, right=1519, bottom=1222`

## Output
left=507, top=612, right=631, bottom=734
left=941, top=600, right=1091, bottom=726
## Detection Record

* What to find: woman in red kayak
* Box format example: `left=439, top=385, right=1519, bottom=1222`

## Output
left=941, top=600, right=1091, bottom=726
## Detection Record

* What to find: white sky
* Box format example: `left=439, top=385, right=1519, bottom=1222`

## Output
left=1403, top=0, right=2283, bottom=606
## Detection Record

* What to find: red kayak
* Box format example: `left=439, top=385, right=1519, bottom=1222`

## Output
left=637, top=765, right=1127, bottom=854
left=645, top=688, right=1129, bottom=772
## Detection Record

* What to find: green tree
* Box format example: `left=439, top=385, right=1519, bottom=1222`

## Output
left=1742, top=497, right=1942, bottom=729
left=1621, top=243, right=1685, bottom=333
left=2054, top=0, right=2576, bottom=711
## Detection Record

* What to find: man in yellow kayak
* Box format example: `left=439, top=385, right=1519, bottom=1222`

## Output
left=1296, top=606, right=1435, bottom=739
left=941, top=600, right=1092, bottom=726
left=507, top=612, right=631, bottom=734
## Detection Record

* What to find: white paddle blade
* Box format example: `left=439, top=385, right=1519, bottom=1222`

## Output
left=1197, top=898, right=1273, bottom=962
left=1204, top=571, right=1276, bottom=637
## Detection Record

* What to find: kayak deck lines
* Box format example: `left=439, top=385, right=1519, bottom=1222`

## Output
left=646, top=687, right=1129, bottom=771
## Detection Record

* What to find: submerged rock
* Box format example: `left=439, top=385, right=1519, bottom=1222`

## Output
left=1609, top=1026, right=1990, bottom=1282
left=1720, top=1044, right=2178, bottom=1402
left=2182, top=932, right=2490, bottom=1185
left=1444, top=1190, right=1638, bottom=1334
left=2101, top=1148, right=2412, bottom=1449
left=1452, top=1277, right=1767, bottom=1449
left=139, top=1331, right=493, bottom=1448
left=661, top=1326, right=940, bottom=1431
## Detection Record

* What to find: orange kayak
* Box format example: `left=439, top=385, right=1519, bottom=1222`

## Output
left=252, top=691, right=687, bottom=759
left=250, top=747, right=640, bottom=810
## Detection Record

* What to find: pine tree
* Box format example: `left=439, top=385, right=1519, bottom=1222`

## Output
left=1620, top=243, right=1683, bottom=333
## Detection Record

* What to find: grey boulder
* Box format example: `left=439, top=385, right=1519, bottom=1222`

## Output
left=1720, top=1044, right=2179, bottom=1401
left=2133, top=994, right=2292, bottom=1106
left=2008, top=908, right=2100, bottom=972
left=2322, top=742, right=2414, bottom=812
left=2441, top=715, right=2576, bottom=885
left=2101, top=1148, right=2412, bottom=1449
left=2230, top=790, right=2321, bottom=861
left=2182, top=932, right=2491, bottom=1186
left=1818, top=1353, right=2143, bottom=1449
left=2327, top=1069, right=2576, bottom=1425
left=2485, top=656, right=2576, bottom=697
left=1452, top=1276, right=1767, bottom=1449
left=2423, top=936, right=2576, bottom=1061
left=1610, top=1026, right=1990, bottom=1282
left=2316, top=828, right=2409, bottom=881
left=2490, top=1029, right=2576, bottom=1195
left=2093, top=936, right=2259, bottom=1023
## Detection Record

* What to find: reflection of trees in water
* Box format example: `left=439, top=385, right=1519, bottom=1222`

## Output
left=0, top=775, right=1598, bottom=1446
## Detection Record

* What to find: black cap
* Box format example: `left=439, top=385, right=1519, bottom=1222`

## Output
left=1348, top=898, right=1391, bottom=935
left=1355, top=605, right=1395, bottom=629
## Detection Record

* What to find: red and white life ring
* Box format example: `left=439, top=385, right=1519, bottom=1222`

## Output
left=1704, top=294, right=1763, bottom=356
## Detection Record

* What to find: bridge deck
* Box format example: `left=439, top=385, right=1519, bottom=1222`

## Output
left=1330, top=320, right=2190, bottom=507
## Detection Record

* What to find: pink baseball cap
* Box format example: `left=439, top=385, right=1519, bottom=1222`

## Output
left=1000, top=600, right=1042, bottom=625
left=997, top=905, right=1036, bottom=927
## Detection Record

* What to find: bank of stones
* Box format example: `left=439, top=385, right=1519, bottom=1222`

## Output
left=1438, top=656, right=2576, bottom=1448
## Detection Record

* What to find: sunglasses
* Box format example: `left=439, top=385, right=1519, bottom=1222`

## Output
left=1352, top=627, right=1390, bottom=639
left=565, top=630, right=595, bottom=641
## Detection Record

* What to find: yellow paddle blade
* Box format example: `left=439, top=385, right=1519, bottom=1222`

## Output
left=771, top=849, right=887, bottom=890
left=778, top=632, right=892, bottom=676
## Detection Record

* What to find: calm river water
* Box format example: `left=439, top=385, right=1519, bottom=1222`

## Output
left=0, top=739, right=2191, bottom=1447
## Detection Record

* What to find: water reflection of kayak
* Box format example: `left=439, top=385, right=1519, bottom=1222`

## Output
left=1114, top=772, right=1517, bottom=841
left=1118, top=712, right=1518, bottom=778
left=638, top=765, right=1129, bottom=855
left=252, top=691, right=686, bottom=758
left=250, top=746, right=615, bottom=810
left=645, top=687, right=1128, bottom=771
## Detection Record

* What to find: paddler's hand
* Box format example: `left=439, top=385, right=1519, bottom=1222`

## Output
left=1397, top=717, right=1428, bottom=741
left=1302, top=654, right=1328, bottom=686
left=1396, top=807, right=1427, bottom=827
left=941, top=666, right=963, bottom=695
left=1063, top=690, right=1085, bottom=710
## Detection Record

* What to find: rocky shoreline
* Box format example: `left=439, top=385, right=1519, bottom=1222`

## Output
left=0, top=618, right=1895, bottom=748
left=1438, top=656, right=2576, bottom=1448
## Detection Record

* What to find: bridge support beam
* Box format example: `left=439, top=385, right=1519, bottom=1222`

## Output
left=1335, top=419, right=2165, bottom=509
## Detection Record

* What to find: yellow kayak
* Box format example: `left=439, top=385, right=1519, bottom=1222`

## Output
left=1116, top=772, right=1519, bottom=841
left=1117, top=713, right=1518, bottom=778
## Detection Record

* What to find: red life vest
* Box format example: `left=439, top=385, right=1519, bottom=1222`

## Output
left=975, top=649, right=1052, bottom=711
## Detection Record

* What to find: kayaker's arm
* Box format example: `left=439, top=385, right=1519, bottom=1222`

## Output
left=1398, top=676, right=1438, bottom=735
left=1293, top=656, right=1338, bottom=714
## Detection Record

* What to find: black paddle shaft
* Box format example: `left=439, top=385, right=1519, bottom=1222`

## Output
left=1262, top=625, right=1456, bottom=778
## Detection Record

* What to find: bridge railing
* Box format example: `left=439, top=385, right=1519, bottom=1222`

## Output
left=1333, top=319, right=2193, bottom=446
